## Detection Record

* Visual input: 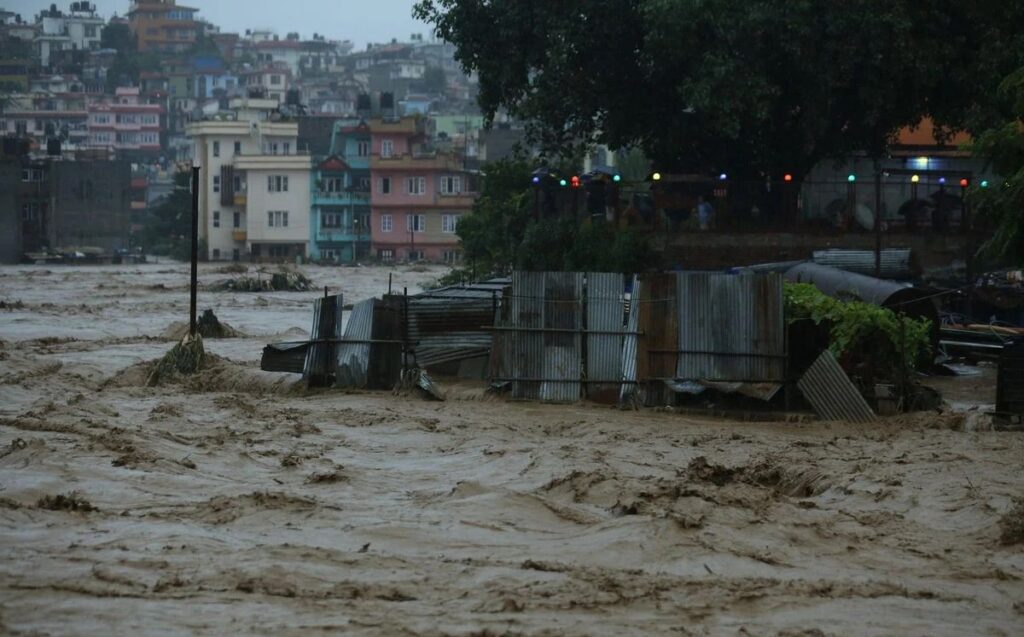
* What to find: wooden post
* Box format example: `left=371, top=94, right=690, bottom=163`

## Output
left=874, top=162, right=883, bottom=278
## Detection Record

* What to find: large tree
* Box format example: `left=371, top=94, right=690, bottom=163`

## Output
left=414, top=0, right=1023, bottom=181
left=969, top=68, right=1024, bottom=266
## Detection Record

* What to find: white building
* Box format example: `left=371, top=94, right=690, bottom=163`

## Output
left=35, top=2, right=104, bottom=68
left=186, top=98, right=312, bottom=262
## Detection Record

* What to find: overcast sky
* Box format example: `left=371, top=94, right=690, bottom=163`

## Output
left=4, top=0, right=431, bottom=49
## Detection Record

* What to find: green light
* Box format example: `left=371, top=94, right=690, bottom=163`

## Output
left=847, top=174, right=856, bottom=183
left=652, top=172, right=662, bottom=181
left=980, top=180, right=989, bottom=188
left=612, top=174, right=621, bottom=182
left=559, top=178, right=567, bottom=187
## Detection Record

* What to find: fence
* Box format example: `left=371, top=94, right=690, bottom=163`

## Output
left=488, top=271, right=786, bottom=405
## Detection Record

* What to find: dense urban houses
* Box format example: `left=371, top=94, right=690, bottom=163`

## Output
left=127, top=0, right=199, bottom=54
left=240, top=63, right=291, bottom=104
left=34, top=2, right=104, bottom=69
left=2, top=89, right=91, bottom=152
left=369, top=116, right=474, bottom=263
left=308, top=118, right=372, bottom=263
left=187, top=97, right=312, bottom=262
left=86, top=87, right=164, bottom=158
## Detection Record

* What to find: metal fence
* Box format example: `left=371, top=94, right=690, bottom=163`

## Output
left=487, top=271, right=785, bottom=405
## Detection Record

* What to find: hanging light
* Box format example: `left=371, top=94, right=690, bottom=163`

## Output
left=938, top=177, right=946, bottom=185
left=718, top=173, right=727, bottom=181
left=980, top=180, right=989, bottom=188
left=959, top=178, right=969, bottom=188
left=531, top=176, right=540, bottom=185
left=612, top=174, right=621, bottom=182
left=651, top=172, right=662, bottom=181
left=559, top=178, right=567, bottom=187
left=911, top=174, right=920, bottom=183
left=570, top=175, right=581, bottom=188
left=783, top=173, right=793, bottom=182
left=847, top=174, right=856, bottom=183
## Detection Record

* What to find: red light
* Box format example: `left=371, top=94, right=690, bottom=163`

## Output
left=783, top=173, right=793, bottom=182
left=959, top=178, right=968, bottom=188
left=570, top=176, right=581, bottom=188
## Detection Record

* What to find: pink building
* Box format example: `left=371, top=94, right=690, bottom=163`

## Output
left=87, top=87, right=164, bottom=156
left=369, top=116, right=474, bottom=264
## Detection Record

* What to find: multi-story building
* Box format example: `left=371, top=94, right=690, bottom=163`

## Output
left=240, top=63, right=291, bottom=104
left=128, top=0, right=199, bottom=54
left=86, top=87, right=164, bottom=157
left=186, top=97, right=312, bottom=262
left=1, top=91, right=91, bottom=151
left=34, top=2, right=104, bottom=69
left=307, top=118, right=371, bottom=263
left=369, top=116, right=474, bottom=263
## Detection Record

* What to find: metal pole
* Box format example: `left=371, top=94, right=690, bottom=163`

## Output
left=874, top=162, right=882, bottom=278
left=189, top=165, right=200, bottom=338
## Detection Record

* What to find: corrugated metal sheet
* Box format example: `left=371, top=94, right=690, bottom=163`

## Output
left=676, top=272, right=784, bottom=383
left=303, top=293, right=343, bottom=387
left=261, top=342, right=308, bottom=374
left=406, top=296, right=496, bottom=368
left=997, top=340, right=1024, bottom=416
left=504, top=271, right=584, bottom=402
left=636, top=273, right=679, bottom=406
left=336, top=298, right=374, bottom=388
left=619, top=277, right=643, bottom=406
left=586, top=272, right=625, bottom=403
left=813, top=248, right=914, bottom=280
left=797, top=350, right=876, bottom=422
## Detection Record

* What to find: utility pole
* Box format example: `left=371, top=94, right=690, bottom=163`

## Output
left=874, top=160, right=883, bottom=278
left=189, top=165, right=200, bottom=338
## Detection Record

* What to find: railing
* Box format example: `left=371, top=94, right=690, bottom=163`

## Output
left=232, top=229, right=247, bottom=242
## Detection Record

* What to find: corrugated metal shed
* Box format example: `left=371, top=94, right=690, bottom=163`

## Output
left=303, top=293, right=343, bottom=387
left=336, top=298, right=374, bottom=388
left=812, top=248, right=914, bottom=280
left=797, top=350, right=876, bottom=422
left=586, top=272, right=625, bottom=403
left=676, top=272, right=785, bottom=383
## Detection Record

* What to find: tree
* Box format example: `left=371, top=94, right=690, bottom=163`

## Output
left=448, top=157, right=659, bottom=279
left=968, top=68, right=1024, bottom=266
left=101, top=22, right=161, bottom=91
left=414, top=1, right=1024, bottom=183
left=142, top=170, right=196, bottom=260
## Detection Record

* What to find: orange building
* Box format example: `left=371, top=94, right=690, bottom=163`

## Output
left=128, top=0, right=199, bottom=54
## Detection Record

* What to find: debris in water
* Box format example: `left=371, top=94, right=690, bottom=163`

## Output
left=37, top=491, right=96, bottom=512
left=148, top=335, right=205, bottom=386
left=999, top=498, right=1024, bottom=545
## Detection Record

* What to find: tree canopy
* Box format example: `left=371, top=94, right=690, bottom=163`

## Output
left=414, top=0, right=1024, bottom=180
left=968, top=68, right=1024, bottom=266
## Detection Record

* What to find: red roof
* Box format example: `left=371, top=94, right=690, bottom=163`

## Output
left=319, top=156, right=350, bottom=172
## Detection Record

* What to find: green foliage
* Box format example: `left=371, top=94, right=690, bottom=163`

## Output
left=142, top=170, right=196, bottom=259
left=414, top=0, right=1024, bottom=179
left=456, top=158, right=660, bottom=277
left=101, top=22, right=161, bottom=92
left=968, top=68, right=1024, bottom=266
left=784, top=283, right=931, bottom=375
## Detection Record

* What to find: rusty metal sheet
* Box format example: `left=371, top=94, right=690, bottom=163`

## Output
left=336, top=298, right=373, bottom=388
left=619, top=276, right=644, bottom=406
left=675, top=272, right=784, bottom=383
left=798, top=350, right=876, bottom=422
left=636, top=273, right=678, bottom=405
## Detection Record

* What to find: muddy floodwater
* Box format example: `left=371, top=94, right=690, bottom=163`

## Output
left=1, top=263, right=1022, bottom=636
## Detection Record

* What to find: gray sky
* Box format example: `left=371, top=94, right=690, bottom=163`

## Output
left=4, top=0, right=431, bottom=49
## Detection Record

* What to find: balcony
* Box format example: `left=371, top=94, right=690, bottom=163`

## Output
left=313, top=190, right=370, bottom=205
left=232, top=229, right=247, bottom=242
left=233, top=192, right=247, bottom=206
left=315, top=227, right=365, bottom=243
left=370, top=153, right=464, bottom=171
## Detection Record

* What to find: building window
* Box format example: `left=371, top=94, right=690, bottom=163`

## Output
left=233, top=211, right=241, bottom=228
left=283, top=142, right=291, bottom=155
left=21, top=168, right=43, bottom=182
left=406, top=177, right=426, bottom=195
left=233, top=175, right=244, bottom=192
left=381, top=214, right=392, bottom=232
left=21, top=203, right=39, bottom=221
left=213, top=140, right=220, bottom=157
left=267, top=210, right=289, bottom=227
left=378, top=248, right=394, bottom=262
left=233, top=248, right=240, bottom=261
left=267, top=175, right=288, bottom=192
left=380, top=139, right=393, bottom=158
left=440, top=175, right=461, bottom=195
left=270, top=74, right=282, bottom=85
left=213, top=211, right=220, bottom=227
left=324, top=177, right=343, bottom=193
left=442, top=214, right=461, bottom=234
left=213, top=176, right=220, bottom=193
left=358, top=177, right=370, bottom=191
left=212, top=248, right=221, bottom=259
left=443, top=250, right=461, bottom=264
left=407, top=213, right=425, bottom=233
left=407, top=250, right=424, bottom=262
left=357, top=141, right=369, bottom=157
left=85, top=25, right=97, bottom=37
left=322, top=248, right=339, bottom=262
left=378, top=176, right=391, bottom=194
left=234, top=141, right=241, bottom=155
left=322, top=212, right=342, bottom=228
